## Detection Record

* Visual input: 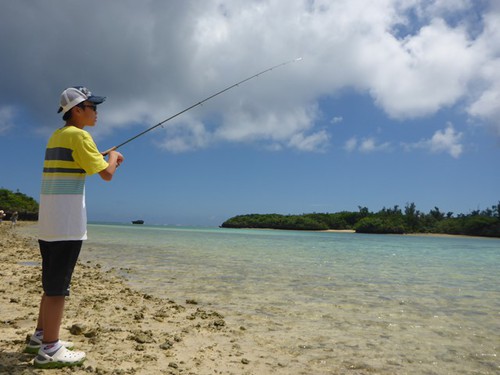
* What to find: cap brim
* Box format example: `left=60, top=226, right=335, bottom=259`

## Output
left=88, top=95, right=106, bottom=105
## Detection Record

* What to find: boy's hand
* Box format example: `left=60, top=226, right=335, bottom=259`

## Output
left=99, top=151, right=124, bottom=181
left=108, top=150, right=124, bottom=167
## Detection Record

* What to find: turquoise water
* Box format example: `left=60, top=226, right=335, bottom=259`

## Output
left=82, top=224, right=499, bottom=374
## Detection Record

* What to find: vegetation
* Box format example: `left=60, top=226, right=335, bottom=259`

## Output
left=221, top=202, right=500, bottom=238
left=0, top=188, right=39, bottom=220
left=2, top=187, right=499, bottom=237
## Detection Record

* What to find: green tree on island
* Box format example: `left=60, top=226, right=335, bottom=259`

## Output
left=221, top=202, right=500, bottom=238
left=0, top=188, right=39, bottom=220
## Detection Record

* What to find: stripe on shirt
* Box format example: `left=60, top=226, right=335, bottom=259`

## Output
left=43, top=167, right=86, bottom=174
left=45, top=147, right=74, bottom=162
left=41, top=177, right=85, bottom=195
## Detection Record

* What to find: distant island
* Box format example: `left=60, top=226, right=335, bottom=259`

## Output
left=0, top=188, right=39, bottom=221
left=1, top=188, right=499, bottom=238
left=221, top=203, right=500, bottom=238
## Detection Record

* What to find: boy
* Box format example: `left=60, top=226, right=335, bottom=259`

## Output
left=25, top=86, right=124, bottom=369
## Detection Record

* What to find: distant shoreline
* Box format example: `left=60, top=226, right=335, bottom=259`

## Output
left=236, top=226, right=499, bottom=240
left=323, top=228, right=498, bottom=239
left=321, top=229, right=356, bottom=233
left=11, top=221, right=499, bottom=241
left=221, top=210, right=500, bottom=238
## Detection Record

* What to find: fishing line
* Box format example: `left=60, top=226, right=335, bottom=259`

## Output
left=102, top=57, right=302, bottom=155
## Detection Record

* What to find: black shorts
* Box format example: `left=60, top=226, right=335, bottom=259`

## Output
left=39, top=240, right=82, bottom=296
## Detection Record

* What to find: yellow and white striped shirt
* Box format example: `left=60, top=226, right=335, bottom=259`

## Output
left=39, top=126, right=108, bottom=241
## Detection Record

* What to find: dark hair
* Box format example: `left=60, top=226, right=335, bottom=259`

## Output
left=62, top=103, right=85, bottom=121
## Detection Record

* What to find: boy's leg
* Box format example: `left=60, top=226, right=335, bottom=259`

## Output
left=26, top=238, right=78, bottom=354
left=38, top=239, right=82, bottom=338
left=35, top=294, right=45, bottom=332
left=39, top=294, right=66, bottom=343
left=28, top=240, right=85, bottom=367
left=26, top=294, right=74, bottom=354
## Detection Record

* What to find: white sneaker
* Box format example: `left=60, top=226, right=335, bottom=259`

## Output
left=34, top=345, right=86, bottom=369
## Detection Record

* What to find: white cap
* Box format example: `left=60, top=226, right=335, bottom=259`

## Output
left=57, top=86, right=105, bottom=114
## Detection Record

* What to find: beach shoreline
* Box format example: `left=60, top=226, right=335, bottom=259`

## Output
left=2, top=222, right=498, bottom=375
left=0, top=222, right=306, bottom=375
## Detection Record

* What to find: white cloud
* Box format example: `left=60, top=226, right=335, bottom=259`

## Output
left=466, top=10, right=500, bottom=136
left=0, top=1, right=498, bottom=151
left=406, top=123, right=464, bottom=158
left=468, top=83, right=500, bottom=136
left=363, top=17, right=479, bottom=118
left=0, top=106, right=14, bottom=134
left=344, top=137, right=358, bottom=152
left=288, top=130, right=329, bottom=152
left=158, top=120, right=213, bottom=153
left=331, top=116, right=343, bottom=124
left=214, top=103, right=321, bottom=148
left=428, top=125, right=464, bottom=158
left=360, top=138, right=391, bottom=153
left=344, top=136, right=391, bottom=153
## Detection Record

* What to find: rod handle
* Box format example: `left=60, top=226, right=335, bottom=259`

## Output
left=101, top=146, right=117, bottom=157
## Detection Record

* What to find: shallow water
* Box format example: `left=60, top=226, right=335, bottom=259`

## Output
left=77, top=224, right=498, bottom=373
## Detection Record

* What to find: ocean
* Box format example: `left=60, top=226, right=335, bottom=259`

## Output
left=78, top=224, right=498, bottom=373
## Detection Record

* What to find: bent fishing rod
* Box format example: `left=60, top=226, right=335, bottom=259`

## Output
left=102, top=57, right=302, bottom=155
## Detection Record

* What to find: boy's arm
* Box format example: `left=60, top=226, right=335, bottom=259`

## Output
left=99, top=150, right=124, bottom=181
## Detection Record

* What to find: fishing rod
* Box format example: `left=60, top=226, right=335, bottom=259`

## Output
left=102, top=57, right=302, bottom=155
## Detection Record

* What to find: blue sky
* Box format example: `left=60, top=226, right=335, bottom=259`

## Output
left=1, top=0, right=499, bottom=226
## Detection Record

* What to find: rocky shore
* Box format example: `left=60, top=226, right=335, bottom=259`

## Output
left=0, top=223, right=297, bottom=375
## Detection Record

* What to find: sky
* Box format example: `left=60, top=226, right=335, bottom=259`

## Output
left=0, top=0, right=499, bottom=226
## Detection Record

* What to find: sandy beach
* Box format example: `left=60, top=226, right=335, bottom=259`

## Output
left=3, top=223, right=498, bottom=375
left=0, top=223, right=309, bottom=375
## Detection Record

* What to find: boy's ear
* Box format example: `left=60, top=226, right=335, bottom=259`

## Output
left=72, top=106, right=83, bottom=115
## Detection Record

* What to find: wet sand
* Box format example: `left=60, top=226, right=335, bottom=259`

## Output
left=0, top=223, right=309, bottom=375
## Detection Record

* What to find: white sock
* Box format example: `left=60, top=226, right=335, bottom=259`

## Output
left=34, top=329, right=43, bottom=339
left=42, top=340, right=62, bottom=354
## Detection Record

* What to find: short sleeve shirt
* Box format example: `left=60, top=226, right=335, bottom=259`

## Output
left=38, top=126, right=108, bottom=241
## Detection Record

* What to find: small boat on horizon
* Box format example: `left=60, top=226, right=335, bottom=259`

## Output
left=132, top=220, right=144, bottom=225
